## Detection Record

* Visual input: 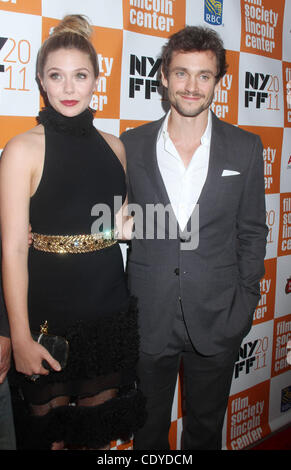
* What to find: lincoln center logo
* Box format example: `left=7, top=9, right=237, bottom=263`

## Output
left=204, top=0, right=223, bottom=25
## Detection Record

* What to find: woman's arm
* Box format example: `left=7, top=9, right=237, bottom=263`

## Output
left=0, top=134, right=61, bottom=377
left=99, top=131, right=133, bottom=240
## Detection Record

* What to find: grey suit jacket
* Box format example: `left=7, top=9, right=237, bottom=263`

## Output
left=121, top=112, right=268, bottom=355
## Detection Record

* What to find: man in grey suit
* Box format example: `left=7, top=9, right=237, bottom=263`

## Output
left=121, top=26, right=267, bottom=450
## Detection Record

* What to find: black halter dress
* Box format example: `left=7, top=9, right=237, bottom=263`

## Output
left=12, top=106, right=146, bottom=449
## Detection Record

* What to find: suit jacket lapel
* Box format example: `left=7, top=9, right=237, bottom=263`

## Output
left=141, top=116, right=178, bottom=231
left=198, top=113, right=226, bottom=203
left=141, top=117, right=170, bottom=207
left=141, top=118, right=178, bottom=225
left=186, top=112, right=227, bottom=231
left=142, top=112, right=228, bottom=234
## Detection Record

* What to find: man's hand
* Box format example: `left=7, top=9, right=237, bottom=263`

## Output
left=0, top=336, right=11, bottom=383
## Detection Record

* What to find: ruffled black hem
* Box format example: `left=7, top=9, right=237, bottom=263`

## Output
left=10, top=297, right=139, bottom=385
left=9, top=295, right=147, bottom=449
left=9, top=297, right=141, bottom=408
left=12, top=387, right=147, bottom=449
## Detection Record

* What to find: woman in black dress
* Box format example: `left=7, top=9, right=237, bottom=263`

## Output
left=0, top=14, right=145, bottom=450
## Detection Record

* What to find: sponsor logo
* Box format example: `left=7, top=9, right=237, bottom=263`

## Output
left=242, top=127, right=282, bottom=193
left=227, top=381, right=270, bottom=451
left=230, top=395, right=264, bottom=447
left=245, top=71, right=270, bottom=109
left=256, top=279, right=271, bottom=320
left=273, top=318, right=291, bottom=375
left=210, top=50, right=239, bottom=124
left=210, top=73, right=232, bottom=119
left=280, top=196, right=291, bottom=254
left=243, top=0, right=277, bottom=54
left=241, top=0, right=284, bottom=59
left=0, top=0, right=40, bottom=14
left=234, top=337, right=269, bottom=379
left=124, top=0, right=186, bottom=38
left=204, top=0, right=223, bottom=26
left=128, top=0, right=175, bottom=33
left=129, top=54, right=161, bottom=99
left=91, top=54, right=114, bottom=112
left=0, top=36, right=32, bottom=92
left=281, top=386, right=291, bottom=413
left=266, top=204, right=277, bottom=246
left=253, top=263, right=275, bottom=324
left=263, top=146, right=276, bottom=190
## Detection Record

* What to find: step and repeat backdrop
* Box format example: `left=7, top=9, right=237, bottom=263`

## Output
left=0, top=0, right=290, bottom=451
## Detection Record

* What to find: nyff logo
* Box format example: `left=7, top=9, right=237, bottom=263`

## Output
left=245, top=72, right=270, bottom=108
left=0, top=37, right=8, bottom=73
left=234, top=340, right=258, bottom=378
left=129, top=54, right=161, bottom=99
left=204, top=0, right=223, bottom=26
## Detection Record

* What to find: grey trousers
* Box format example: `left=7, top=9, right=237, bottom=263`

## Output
left=0, top=378, right=16, bottom=450
left=134, top=304, right=239, bottom=450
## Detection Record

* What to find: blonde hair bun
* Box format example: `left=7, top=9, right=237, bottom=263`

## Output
left=37, top=14, right=99, bottom=78
left=52, top=14, right=93, bottom=41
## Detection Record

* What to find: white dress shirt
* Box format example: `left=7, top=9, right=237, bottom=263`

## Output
left=156, top=111, right=212, bottom=231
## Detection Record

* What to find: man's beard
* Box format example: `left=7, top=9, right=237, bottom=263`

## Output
left=171, top=90, right=215, bottom=118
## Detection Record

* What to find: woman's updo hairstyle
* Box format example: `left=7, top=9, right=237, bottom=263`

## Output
left=37, top=14, right=99, bottom=78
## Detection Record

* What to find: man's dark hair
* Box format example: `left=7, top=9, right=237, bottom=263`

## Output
left=161, top=26, right=227, bottom=83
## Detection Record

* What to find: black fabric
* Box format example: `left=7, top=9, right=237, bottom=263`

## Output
left=28, top=105, right=128, bottom=328
left=11, top=298, right=139, bottom=406
left=31, top=105, right=126, bottom=235
left=37, top=105, right=95, bottom=137
left=12, top=386, right=146, bottom=449
left=11, top=106, right=145, bottom=448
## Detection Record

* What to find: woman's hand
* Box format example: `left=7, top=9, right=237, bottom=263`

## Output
left=115, top=196, right=135, bottom=241
left=13, top=337, right=61, bottom=377
left=0, top=336, right=11, bottom=383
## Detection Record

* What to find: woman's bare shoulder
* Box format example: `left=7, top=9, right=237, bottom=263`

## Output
left=2, top=125, right=44, bottom=162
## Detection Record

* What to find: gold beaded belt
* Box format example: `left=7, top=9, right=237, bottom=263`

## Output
left=31, top=231, right=117, bottom=254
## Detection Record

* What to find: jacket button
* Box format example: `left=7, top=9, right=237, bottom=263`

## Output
left=174, top=268, right=180, bottom=275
